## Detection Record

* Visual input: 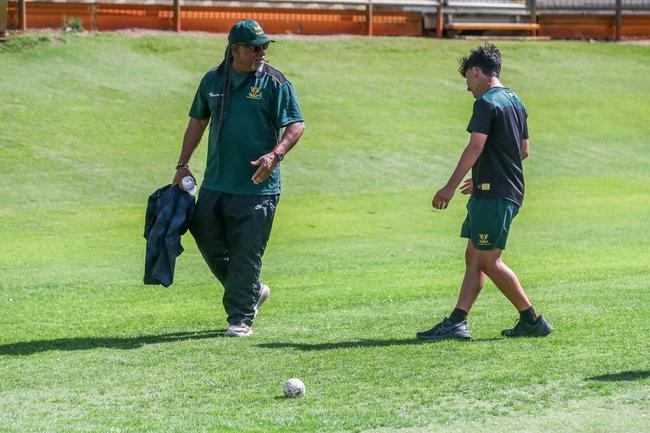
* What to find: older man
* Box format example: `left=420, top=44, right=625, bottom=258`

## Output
left=173, top=19, right=304, bottom=337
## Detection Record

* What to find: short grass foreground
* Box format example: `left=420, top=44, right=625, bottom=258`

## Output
left=1, top=34, right=649, bottom=433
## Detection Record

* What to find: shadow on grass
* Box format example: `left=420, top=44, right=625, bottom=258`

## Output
left=0, top=330, right=225, bottom=356
left=258, top=337, right=502, bottom=351
left=586, top=370, right=650, bottom=382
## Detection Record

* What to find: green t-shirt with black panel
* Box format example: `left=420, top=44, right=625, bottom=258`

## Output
left=189, top=64, right=304, bottom=195
left=466, top=86, right=528, bottom=206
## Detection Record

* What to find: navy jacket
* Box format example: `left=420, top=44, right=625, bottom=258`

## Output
left=143, top=184, right=195, bottom=287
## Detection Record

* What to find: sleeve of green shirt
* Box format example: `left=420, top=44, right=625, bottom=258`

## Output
left=273, top=81, right=304, bottom=129
left=467, top=98, right=494, bottom=135
left=188, top=73, right=211, bottom=120
left=522, top=107, right=529, bottom=140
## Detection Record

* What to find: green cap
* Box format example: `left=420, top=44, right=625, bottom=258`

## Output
left=228, top=19, right=275, bottom=47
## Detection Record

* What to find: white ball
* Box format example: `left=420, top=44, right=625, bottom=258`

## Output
left=283, top=378, right=305, bottom=398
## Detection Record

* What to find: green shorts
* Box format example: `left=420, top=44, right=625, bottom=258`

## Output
left=461, top=197, right=520, bottom=250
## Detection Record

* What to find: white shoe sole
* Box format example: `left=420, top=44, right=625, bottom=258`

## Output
left=224, top=326, right=253, bottom=337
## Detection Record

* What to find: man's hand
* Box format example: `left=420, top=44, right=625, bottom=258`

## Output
left=432, top=185, right=455, bottom=210
left=171, top=117, right=208, bottom=187
left=173, top=167, right=193, bottom=187
left=460, top=178, right=473, bottom=195
left=250, top=152, right=278, bottom=184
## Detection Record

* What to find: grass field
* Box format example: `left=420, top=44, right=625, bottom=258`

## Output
left=1, top=33, right=649, bottom=433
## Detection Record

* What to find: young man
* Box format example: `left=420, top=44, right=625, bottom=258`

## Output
left=417, top=43, right=552, bottom=341
left=173, top=19, right=304, bottom=337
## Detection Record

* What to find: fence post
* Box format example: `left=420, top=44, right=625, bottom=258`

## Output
left=615, top=0, right=622, bottom=41
left=435, top=2, right=443, bottom=38
left=18, top=0, right=26, bottom=31
left=90, top=3, right=97, bottom=31
left=173, top=0, right=180, bottom=32
left=0, top=0, right=7, bottom=42
left=366, top=0, right=373, bottom=36
left=529, top=0, right=537, bottom=36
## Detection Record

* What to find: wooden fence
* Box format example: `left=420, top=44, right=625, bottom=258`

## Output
left=4, top=1, right=429, bottom=36
left=3, top=0, right=650, bottom=39
left=539, top=14, right=650, bottom=39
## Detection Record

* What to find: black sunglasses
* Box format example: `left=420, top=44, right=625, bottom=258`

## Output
left=247, top=43, right=269, bottom=53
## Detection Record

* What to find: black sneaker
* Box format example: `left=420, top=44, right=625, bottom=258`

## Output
left=501, top=315, right=553, bottom=337
left=416, top=317, right=471, bottom=341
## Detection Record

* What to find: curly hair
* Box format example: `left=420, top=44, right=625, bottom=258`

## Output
left=458, top=43, right=502, bottom=78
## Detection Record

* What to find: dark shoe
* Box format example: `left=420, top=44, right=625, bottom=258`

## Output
left=502, top=315, right=553, bottom=337
left=416, top=317, right=471, bottom=341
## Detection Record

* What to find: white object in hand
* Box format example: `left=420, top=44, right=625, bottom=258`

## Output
left=283, top=378, right=306, bottom=398
left=181, top=176, right=196, bottom=196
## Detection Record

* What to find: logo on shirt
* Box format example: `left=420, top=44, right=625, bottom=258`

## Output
left=246, top=86, right=262, bottom=100
left=478, top=183, right=490, bottom=191
left=209, top=92, right=223, bottom=98
left=478, top=234, right=490, bottom=245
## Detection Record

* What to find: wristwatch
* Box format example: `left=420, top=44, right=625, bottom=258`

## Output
left=272, top=148, right=284, bottom=161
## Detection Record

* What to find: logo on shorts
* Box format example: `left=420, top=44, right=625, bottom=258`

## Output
left=247, top=86, right=262, bottom=100
left=478, top=233, right=490, bottom=245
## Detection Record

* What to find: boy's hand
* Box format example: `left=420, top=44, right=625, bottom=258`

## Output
left=432, top=185, right=455, bottom=210
left=460, top=178, right=473, bottom=195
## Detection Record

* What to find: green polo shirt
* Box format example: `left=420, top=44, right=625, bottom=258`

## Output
left=189, top=63, right=304, bottom=195
left=466, top=86, right=528, bottom=206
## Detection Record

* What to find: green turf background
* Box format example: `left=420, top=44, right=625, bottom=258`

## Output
left=1, top=34, right=649, bottom=432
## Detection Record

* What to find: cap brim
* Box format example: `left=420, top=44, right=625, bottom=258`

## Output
left=249, top=36, right=275, bottom=47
